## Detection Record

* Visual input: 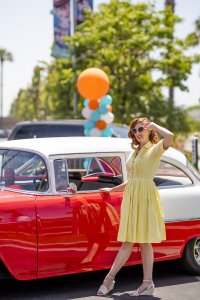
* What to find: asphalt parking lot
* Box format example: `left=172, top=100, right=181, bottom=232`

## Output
left=0, top=260, right=200, bottom=300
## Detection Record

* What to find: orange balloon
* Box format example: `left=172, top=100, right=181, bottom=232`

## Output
left=88, top=99, right=99, bottom=110
left=108, top=105, right=112, bottom=112
left=77, top=68, right=109, bottom=99
left=96, top=120, right=107, bottom=130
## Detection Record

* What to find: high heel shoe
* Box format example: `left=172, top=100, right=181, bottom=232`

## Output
left=129, top=280, right=155, bottom=297
left=97, top=275, right=115, bottom=296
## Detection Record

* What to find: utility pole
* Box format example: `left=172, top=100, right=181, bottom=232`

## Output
left=165, top=0, right=175, bottom=106
left=0, top=57, right=3, bottom=128
left=70, top=0, right=78, bottom=117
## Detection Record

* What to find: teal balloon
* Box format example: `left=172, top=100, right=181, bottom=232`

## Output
left=83, top=158, right=90, bottom=169
left=101, top=95, right=112, bottom=106
left=101, top=127, right=113, bottom=137
left=91, top=111, right=100, bottom=121
left=84, top=128, right=90, bottom=136
left=83, top=99, right=89, bottom=107
left=98, top=104, right=108, bottom=114
left=84, top=120, right=95, bottom=130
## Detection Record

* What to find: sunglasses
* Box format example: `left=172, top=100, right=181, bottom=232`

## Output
left=130, top=126, right=145, bottom=134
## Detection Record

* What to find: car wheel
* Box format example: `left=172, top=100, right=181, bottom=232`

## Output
left=182, top=237, right=200, bottom=275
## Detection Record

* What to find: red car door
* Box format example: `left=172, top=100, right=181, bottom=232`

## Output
left=0, top=191, right=37, bottom=280
left=36, top=191, right=121, bottom=278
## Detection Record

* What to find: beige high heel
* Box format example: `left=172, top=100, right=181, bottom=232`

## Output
left=129, top=280, right=155, bottom=297
left=97, top=275, right=115, bottom=296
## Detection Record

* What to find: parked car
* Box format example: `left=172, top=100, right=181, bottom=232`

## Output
left=0, top=129, right=9, bottom=139
left=7, top=120, right=129, bottom=140
left=0, top=137, right=200, bottom=281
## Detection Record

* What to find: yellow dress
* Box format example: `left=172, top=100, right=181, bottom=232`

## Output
left=117, top=139, right=166, bottom=243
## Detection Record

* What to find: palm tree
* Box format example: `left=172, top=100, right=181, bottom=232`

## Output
left=0, top=48, right=13, bottom=128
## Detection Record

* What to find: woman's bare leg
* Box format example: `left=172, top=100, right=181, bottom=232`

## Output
left=100, top=242, right=133, bottom=289
left=140, top=243, right=154, bottom=280
left=137, top=243, right=154, bottom=292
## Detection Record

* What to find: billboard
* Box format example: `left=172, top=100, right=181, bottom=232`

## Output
left=52, top=0, right=93, bottom=58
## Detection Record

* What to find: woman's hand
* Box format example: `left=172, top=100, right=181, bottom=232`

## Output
left=100, top=187, right=112, bottom=193
left=144, top=120, right=154, bottom=130
left=144, top=121, right=174, bottom=149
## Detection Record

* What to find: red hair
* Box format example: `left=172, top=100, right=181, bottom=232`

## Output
left=128, top=117, right=159, bottom=149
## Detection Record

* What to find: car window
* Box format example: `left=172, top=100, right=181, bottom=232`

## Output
left=9, top=122, right=129, bottom=140
left=111, top=125, right=128, bottom=138
left=10, top=124, right=84, bottom=139
left=0, top=149, right=48, bottom=192
left=54, top=159, right=68, bottom=192
left=54, top=156, right=123, bottom=192
left=154, top=161, right=192, bottom=187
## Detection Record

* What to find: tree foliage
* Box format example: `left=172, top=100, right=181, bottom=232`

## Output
left=11, top=0, right=200, bottom=134
left=0, top=48, right=13, bottom=63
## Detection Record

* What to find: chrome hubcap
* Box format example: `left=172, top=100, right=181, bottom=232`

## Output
left=194, top=237, right=200, bottom=266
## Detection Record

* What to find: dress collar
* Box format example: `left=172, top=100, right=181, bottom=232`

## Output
left=143, top=141, right=152, bottom=149
left=137, top=141, right=152, bottom=151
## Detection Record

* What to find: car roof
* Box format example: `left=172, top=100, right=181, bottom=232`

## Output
left=0, top=137, right=187, bottom=165
left=12, top=120, right=129, bottom=128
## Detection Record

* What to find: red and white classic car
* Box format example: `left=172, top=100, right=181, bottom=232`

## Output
left=0, top=137, right=200, bottom=280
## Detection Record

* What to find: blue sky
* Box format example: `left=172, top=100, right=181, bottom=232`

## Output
left=0, top=0, right=200, bottom=117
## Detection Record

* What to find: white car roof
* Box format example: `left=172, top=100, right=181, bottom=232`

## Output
left=0, top=137, right=187, bottom=165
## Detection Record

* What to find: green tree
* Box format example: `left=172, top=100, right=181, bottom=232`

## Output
left=10, top=65, right=47, bottom=120
left=11, top=0, right=200, bottom=135
left=42, top=59, right=76, bottom=119
left=10, top=88, right=36, bottom=121
left=64, top=0, right=199, bottom=132
left=0, top=48, right=13, bottom=127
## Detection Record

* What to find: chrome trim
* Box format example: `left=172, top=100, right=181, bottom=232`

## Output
left=0, top=186, right=51, bottom=196
left=194, top=237, right=200, bottom=266
left=165, top=217, right=200, bottom=223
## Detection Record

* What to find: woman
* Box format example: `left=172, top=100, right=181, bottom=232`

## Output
left=97, top=117, right=174, bottom=297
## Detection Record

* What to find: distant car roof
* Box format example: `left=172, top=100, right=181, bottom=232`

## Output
left=9, top=120, right=128, bottom=126
left=0, top=136, right=187, bottom=166
left=8, top=120, right=129, bottom=140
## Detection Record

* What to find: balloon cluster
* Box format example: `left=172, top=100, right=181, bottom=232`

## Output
left=77, top=68, right=114, bottom=137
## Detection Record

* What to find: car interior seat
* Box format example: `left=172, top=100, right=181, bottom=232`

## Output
left=4, top=168, right=23, bottom=189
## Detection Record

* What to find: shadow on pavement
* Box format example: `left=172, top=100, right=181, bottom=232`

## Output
left=0, top=259, right=199, bottom=300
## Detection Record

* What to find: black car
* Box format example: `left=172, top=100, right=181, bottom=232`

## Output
left=8, top=120, right=129, bottom=140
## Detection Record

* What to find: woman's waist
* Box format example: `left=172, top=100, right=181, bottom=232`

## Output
left=128, top=177, right=154, bottom=181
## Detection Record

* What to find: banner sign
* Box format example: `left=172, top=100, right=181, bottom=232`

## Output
left=77, top=0, right=93, bottom=25
left=52, top=0, right=70, bottom=58
left=52, top=0, right=93, bottom=58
